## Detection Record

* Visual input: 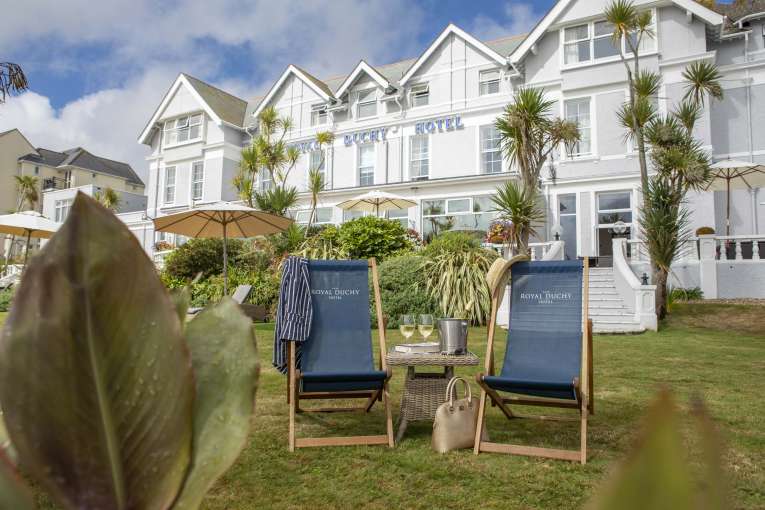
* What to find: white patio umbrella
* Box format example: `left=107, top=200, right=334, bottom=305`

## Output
left=706, top=160, right=765, bottom=235
left=336, top=190, right=416, bottom=216
left=153, top=202, right=293, bottom=293
left=0, top=210, right=60, bottom=267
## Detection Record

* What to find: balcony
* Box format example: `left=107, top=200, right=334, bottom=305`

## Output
left=42, top=177, right=71, bottom=191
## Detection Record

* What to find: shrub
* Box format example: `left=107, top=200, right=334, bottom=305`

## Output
left=670, top=287, right=703, bottom=301
left=695, top=226, right=715, bottom=236
left=163, top=238, right=246, bottom=280
left=0, top=286, right=15, bottom=312
left=295, top=225, right=347, bottom=260
left=372, top=254, right=439, bottom=329
left=188, top=267, right=280, bottom=310
left=423, top=246, right=498, bottom=326
left=337, top=216, right=413, bottom=262
left=422, top=230, right=481, bottom=257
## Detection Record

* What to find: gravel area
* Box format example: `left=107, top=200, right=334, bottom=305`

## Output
left=683, top=299, right=765, bottom=305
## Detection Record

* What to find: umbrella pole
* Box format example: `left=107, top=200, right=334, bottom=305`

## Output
left=726, top=177, right=731, bottom=237
left=222, top=221, right=229, bottom=296
left=22, top=230, right=32, bottom=269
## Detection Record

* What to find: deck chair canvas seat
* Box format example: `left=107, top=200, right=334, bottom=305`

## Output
left=474, top=258, right=593, bottom=464
left=287, top=259, right=394, bottom=450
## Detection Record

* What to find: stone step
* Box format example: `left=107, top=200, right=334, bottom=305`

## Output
left=588, top=294, right=623, bottom=301
left=589, top=302, right=629, bottom=310
left=589, top=281, right=618, bottom=288
left=593, top=323, right=646, bottom=334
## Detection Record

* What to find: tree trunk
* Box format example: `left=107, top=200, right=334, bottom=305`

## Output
left=653, top=265, right=669, bottom=321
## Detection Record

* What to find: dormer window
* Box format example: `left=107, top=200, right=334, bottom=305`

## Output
left=311, top=104, right=328, bottom=126
left=163, top=113, right=203, bottom=146
left=411, top=84, right=429, bottom=107
left=357, top=89, right=378, bottom=119
left=479, top=70, right=500, bottom=96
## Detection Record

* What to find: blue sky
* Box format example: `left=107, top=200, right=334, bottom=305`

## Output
left=0, top=0, right=556, bottom=179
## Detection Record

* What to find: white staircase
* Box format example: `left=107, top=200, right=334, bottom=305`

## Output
left=588, top=267, right=645, bottom=334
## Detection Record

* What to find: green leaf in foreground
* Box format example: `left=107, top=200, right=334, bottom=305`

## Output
left=0, top=193, right=194, bottom=510
left=0, top=451, right=33, bottom=510
left=172, top=297, right=259, bottom=509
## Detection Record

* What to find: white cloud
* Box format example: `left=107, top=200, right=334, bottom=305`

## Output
left=471, top=3, right=541, bottom=41
left=0, top=0, right=426, bottom=180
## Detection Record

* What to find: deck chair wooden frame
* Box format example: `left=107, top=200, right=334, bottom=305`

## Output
left=287, top=258, right=394, bottom=451
left=473, top=256, right=594, bottom=464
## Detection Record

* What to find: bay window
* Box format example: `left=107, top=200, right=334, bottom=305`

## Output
left=164, top=166, right=176, bottom=204
left=191, top=161, right=204, bottom=201
left=163, top=113, right=203, bottom=146
left=565, top=98, right=592, bottom=157
left=479, top=69, right=500, bottom=96
left=54, top=199, right=73, bottom=223
left=563, top=10, right=655, bottom=66
left=421, top=196, right=494, bottom=240
left=480, top=125, right=502, bottom=174
left=357, top=89, right=377, bottom=119
left=411, top=83, right=429, bottom=107
left=358, top=144, right=375, bottom=186
left=410, top=135, right=429, bottom=180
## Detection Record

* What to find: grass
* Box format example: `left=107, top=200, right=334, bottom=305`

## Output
left=2, top=305, right=764, bottom=509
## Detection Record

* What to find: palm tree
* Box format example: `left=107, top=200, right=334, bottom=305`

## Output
left=605, top=0, right=656, bottom=196
left=0, top=62, right=28, bottom=103
left=235, top=145, right=258, bottom=207
left=305, top=131, right=335, bottom=231
left=495, top=87, right=580, bottom=192
left=94, top=187, right=121, bottom=211
left=3, top=175, right=39, bottom=270
left=490, top=180, right=545, bottom=254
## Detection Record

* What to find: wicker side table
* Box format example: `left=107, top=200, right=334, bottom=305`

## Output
left=385, top=351, right=480, bottom=443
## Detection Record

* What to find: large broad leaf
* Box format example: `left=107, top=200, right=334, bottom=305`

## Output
left=0, top=193, right=194, bottom=510
left=172, top=297, right=259, bottom=509
left=0, top=451, right=34, bottom=510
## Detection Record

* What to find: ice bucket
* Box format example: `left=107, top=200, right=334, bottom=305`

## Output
left=437, top=318, right=468, bottom=355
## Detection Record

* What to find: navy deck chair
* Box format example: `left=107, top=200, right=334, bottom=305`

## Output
left=287, top=259, right=394, bottom=450
left=474, top=257, right=594, bottom=464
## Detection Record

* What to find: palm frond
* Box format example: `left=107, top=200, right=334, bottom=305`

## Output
left=0, top=62, right=29, bottom=103
left=672, top=100, right=702, bottom=134
left=682, top=61, right=723, bottom=106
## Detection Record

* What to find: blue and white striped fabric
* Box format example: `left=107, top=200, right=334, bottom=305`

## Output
left=272, top=256, right=313, bottom=374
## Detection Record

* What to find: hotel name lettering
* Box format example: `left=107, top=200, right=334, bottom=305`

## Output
left=343, top=115, right=464, bottom=146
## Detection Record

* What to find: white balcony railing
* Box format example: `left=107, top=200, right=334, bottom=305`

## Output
left=482, top=241, right=563, bottom=261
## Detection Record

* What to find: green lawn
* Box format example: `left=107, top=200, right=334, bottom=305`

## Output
left=2, top=305, right=764, bottom=509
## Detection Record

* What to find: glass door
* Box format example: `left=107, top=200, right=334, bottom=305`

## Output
left=596, top=191, right=633, bottom=266
left=557, top=194, right=577, bottom=260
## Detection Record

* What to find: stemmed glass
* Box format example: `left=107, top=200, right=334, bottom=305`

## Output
left=418, top=314, right=434, bottom=342
left=399, top=315, right=416, bottom=341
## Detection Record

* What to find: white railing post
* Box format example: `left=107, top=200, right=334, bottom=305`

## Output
left=735, top=240, right=743, bottom=260
left=698, top=235, right=718, bottom=299
left=754, top=240, right=761, bottom=260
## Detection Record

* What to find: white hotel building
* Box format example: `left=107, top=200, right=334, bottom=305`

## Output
left=126, top=0, right=765, bottom=280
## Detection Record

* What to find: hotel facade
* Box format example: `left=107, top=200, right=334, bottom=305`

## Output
left=126, top=0, right=765, bottom=267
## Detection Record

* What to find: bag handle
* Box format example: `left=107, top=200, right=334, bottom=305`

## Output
left=445, top=377, right=473, bottom=410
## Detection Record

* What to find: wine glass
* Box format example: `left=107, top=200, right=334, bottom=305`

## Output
left=418, top=314, right=434, bottom=342
left=399, top=315, right=416, bottom=341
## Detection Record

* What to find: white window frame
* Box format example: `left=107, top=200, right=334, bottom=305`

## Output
left=358, top=143, right=375, bottom=186
left=597, top=190, right=633, bottom=227
left=309, top=148, right=326, bottom=190
left=295, top=207, right=333, bottom=225
left=421, top=195, right=495, bottom=236
left=356, top=88, right=378, bottom=119
left=479, top=69, right=501, bottom=96
left=564, top=97, right=593, bottom=158
left=479, top=125, right=503, bottom=174
left=560, top=9, right=657, bottom=69
left=409, top=134, right=429, bottom=181
left=310, top=104, right=328, bottom=126
left=163, top=166, right=176, bottom=205
left=190, top=160, right=204, bottom=202
left=162, top=113, right=204, bottom=147
left=410, top=83, right=429, bottom=108
left=258, top=168, right=272, bottom=192
left=54, top=198, right=73, bottom=223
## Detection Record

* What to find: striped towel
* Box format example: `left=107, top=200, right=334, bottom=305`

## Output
left=272, top=256, right=313, bottom=374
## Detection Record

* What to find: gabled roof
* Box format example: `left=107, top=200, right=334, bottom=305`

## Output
left=138, top=73, right=247, bottom=144
left=0, top=128, right=37, bottom=155
left=510, top=0, right=724, bottom=65
left=335, top=60, right=392, bottom=97
left=251, top=65, right=335, bottom=120
left=400, top=24, right=509, bottom=86
left=19, top=147, right=144, bottom=186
